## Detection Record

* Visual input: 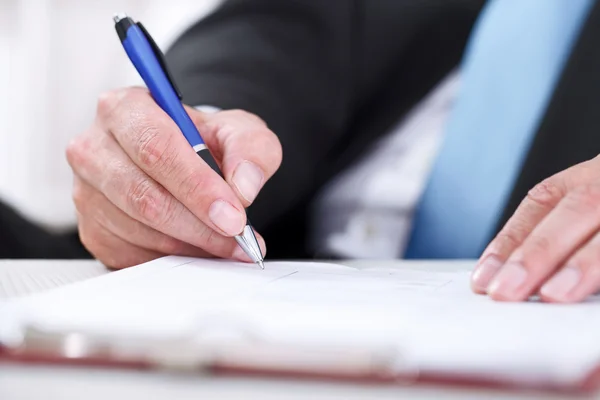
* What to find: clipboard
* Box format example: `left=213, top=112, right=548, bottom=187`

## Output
left=2, top=256, right=600, bottom=396
left=2, top=325, right=600, bottom=395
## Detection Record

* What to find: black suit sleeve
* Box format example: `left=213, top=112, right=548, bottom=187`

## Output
left=165, top=0, right=483, bottom=235
left=166, top=0, right=358, bottom=231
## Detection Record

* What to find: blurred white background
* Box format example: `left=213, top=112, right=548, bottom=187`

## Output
left=0, top=0, right=222, bottom=231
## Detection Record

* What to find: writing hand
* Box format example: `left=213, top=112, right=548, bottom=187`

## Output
left=67, top=87, right=281, bottom=268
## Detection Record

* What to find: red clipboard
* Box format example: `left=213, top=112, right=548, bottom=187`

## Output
left=1, top=326, right=599, bottom=396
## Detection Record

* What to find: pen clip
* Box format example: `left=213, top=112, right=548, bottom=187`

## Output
left=136, top=22, right=183, bottom=100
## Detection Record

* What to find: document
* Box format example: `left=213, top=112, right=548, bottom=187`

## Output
left=2, top=256, right=600, bottom=387
left=0, top=260, right=107, bottom=299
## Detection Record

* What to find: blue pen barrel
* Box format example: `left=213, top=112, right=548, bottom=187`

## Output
left=120, top=24, right=205, bottom=148
left=114, top=14, right=262, bottom=264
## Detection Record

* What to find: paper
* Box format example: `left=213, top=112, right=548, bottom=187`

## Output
left=2, top=256, right=600, bottom=385
left=0, top=260, right=107, bottom=299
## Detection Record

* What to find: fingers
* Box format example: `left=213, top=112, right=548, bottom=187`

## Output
left=98, top=88, right=249, bottom=237
left=67, top=123, right=243, bottom=261
left=73, top=176, right=214, bottom=259
left=487, top=183, right=600, bottom=301
left=539, top=231, right=600, bottom=303
left=471, top=178, right=567, bottom=293
left=187, top=107, right=282, bottom=206
left=77, top=211, right=163, bottom=270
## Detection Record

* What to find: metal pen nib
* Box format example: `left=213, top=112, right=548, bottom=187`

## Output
left=235, top=225, right=264, bottom=269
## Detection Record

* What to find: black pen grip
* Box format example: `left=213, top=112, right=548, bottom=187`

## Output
left=196, top=147, right=224, bottom=178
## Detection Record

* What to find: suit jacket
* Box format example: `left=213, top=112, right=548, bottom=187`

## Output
left=165, top=0, right=600, bottom=259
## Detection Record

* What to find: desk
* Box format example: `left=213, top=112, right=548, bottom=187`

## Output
left=0, top=259, right=596, bottom=400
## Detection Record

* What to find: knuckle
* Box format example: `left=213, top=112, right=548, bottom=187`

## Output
left=157, top=198, right=183, bottom=230
left=136, top=126, right=161, bottom=165
left=264, top=132, right=283, bottom=170
left=526, top=179, right=564, bottom=210
left=127, top=179, right=178, bottom=228
left=72, top=181, right=87, bottom=212
left=127, top=179, right=162, bottom=222
left=496, top=213, right=534, bottom=248
left=182, top=170, right=210, bottom=205
left=492, top=230, right=522, bottom=253
left=524, top=234, right=552, bottom=256
left=229, top=109, right=266, bottom=126
left=78, top=222, right=101, bottom=257
left=566, top=184, right=600, bottom=215
left=96, top=90, right=122, bottom=119
left=243, top=110, right=267, bottom=126
left=135, top=123, right=179, bottom=174
left=65, top=139, right=78, bottom=167
left=65, top=135, right=89, bottom=169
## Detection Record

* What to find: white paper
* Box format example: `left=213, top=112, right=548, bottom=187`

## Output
left=2, top=256, right=600, bottom=385
left=0, top=260, right=107, bottom=299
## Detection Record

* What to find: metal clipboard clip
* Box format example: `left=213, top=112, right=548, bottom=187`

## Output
left=0, top=315, right=418, bottom=382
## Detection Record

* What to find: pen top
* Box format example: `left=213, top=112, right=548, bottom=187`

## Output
left=113, top=13, right=135, bottom=43
left=113, top=13, right=128, bottom=24
left=112, top=12, right=184, bottom=102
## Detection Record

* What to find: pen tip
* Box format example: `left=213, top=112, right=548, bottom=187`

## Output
left=257, top=260, right=265, bottom=270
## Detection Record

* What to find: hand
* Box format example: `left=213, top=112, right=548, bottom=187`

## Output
left=67, top=87, right=281, bottom=269
left=471, top=155, right=600, bottom=303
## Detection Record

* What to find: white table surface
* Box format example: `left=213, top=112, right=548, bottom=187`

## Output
left=0, top=259, right=596, bottom=400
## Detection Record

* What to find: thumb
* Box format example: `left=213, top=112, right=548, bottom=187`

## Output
left=186, top=106, right=282, bottom=207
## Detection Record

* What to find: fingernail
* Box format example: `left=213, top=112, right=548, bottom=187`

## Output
left=208, top=200, right=245, bottom=236
left=471, top=255, right=503, bottom=292
left=540, top=266, right=581, bottom=301
left=233, top=161, right=264, bottom=203
left=487, top=261, right=528, bottom=299
left=233, top=235, right=267, bottom=262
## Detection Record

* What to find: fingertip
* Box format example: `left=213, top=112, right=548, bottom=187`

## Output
left=539, top=265, right=583, bottom=304
left=470, top=255, right=503, bottom=294
left=487, top=291, right=519, bottom=302
left=470, top=283, right=487, bottom=295
left=487, top=282, right=531, bottom=302
left=539, top=289, right=582, bottom=304
left=208, top=200, right=246, bottom=237
left=538, top=293, right=563, bottom=303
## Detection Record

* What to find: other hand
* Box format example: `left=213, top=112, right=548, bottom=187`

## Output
left=471, top=155, right=600, bottom=303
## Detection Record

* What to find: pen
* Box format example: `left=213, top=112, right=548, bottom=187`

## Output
left=113, top=13, right=264, bottom=269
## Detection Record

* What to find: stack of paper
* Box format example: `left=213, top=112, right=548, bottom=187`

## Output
left=0, top=260, right=107, bottom=299
left=1, top=256, right=599, bottom=390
